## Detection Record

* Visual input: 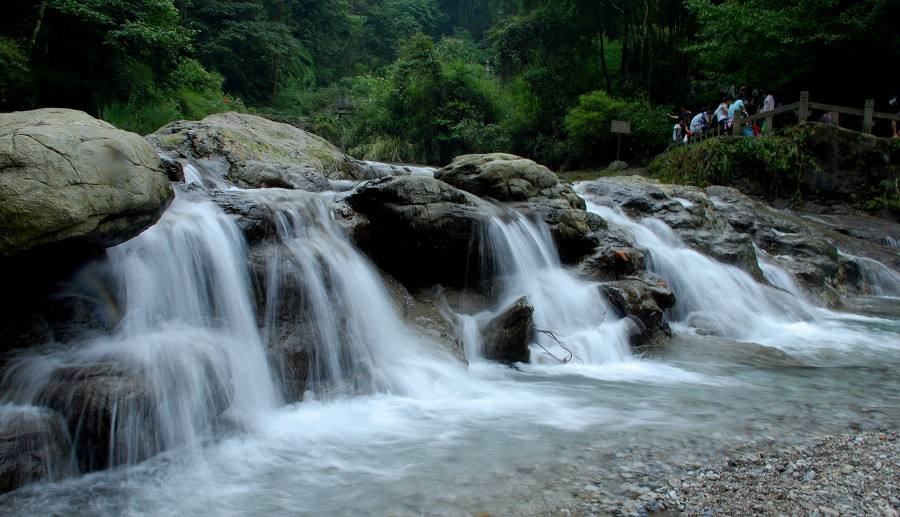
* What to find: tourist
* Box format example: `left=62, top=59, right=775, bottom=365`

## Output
left=689, top=110, right=709, bottom=134
left=760, top=91, right=775, bottom=134
left=715, top=95, right=732, bottom=132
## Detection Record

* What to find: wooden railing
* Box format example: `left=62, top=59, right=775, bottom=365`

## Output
left=731, top=91, right=900, bottom=137
left=683, top=91, right=899, bottom=145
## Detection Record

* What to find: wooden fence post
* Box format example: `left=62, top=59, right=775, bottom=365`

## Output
left=832, top=112, right=840, bottom=127
left=862, top=99, right=874, bottom=134
left=733, top=112, right=743, bottom=136
left=798, top=91, right=810, bottom=123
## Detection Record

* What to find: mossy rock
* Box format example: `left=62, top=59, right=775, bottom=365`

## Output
left=147, top=112, right=364, bottom=191
left=0, top=108, right=173, bottom=257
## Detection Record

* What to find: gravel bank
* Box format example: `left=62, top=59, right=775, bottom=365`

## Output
left=563, top=431, right=899, bottom=516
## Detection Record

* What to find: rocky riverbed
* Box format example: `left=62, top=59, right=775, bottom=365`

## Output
left=558, top=431, right=899, bottom=517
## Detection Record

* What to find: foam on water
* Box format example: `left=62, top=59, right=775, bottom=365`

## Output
left=575, top=182, right=900, bottom=356
left=479, top=205, right=635, bottom=365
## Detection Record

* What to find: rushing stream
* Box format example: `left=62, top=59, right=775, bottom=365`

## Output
left=1, top=178, right=898, bottom=515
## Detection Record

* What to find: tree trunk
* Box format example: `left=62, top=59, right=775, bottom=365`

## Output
left=29, top=1, right=48, bottom=57
left=599, top=32, right=612, bottom=92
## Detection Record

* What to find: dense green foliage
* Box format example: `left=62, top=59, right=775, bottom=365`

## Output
left=3, top=0, right=898, bottom=165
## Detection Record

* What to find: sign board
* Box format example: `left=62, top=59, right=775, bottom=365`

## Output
left=611, top=120, right=631, bottom=134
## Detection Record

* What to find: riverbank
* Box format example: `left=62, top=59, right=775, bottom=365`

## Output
left=559, top=431, right=899, bottom=516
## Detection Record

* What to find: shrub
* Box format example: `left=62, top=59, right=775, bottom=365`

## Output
left=100, top=58, right=232, bottom=134
left=0, top=37, right=32, bottom=109
left=648, top=135, right=817, bottom=196
left=564, top=90, right=671, bottom=168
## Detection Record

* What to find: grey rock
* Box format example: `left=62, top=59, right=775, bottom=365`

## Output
left=0, top=108, right=173, bottom=257
left=147, top=112, right=364, bottom=190
left=35, top=362, right=159, bottom=472
left=481, top=296, right=534, bottom=365
left=0, top=406, right=73, bottom=494
left=347, top=175, right=484, bottom=288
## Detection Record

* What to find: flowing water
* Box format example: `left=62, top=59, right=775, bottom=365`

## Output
left=1, top=179, right=899, bottom=515
left=471, top=204, right=634, bottom=365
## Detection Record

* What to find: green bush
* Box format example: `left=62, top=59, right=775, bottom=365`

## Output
left=564, top=90, right=671, bottom=168
left=648, top=135, right=817, bottom=194
left=100, top=58, right=232, bottom=134
left=0, top=37, right=32, bottom=109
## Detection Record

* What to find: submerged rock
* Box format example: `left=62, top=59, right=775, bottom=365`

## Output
left=147, top=112, right=364, bottom=190
left=0, top=406, right=73, bottom=494
left=35, top=362, right=158, bottom=472
left=481, top=296, right=534, bottom=365
left=0, top=108, right=173, bottom=258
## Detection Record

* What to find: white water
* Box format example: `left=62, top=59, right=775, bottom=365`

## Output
left=2, top=196, right=279, bottom=467
left=575, top=183, right=900, bottom=356
left=479, top=206, right=634, bottom=364
left=2, top=177, right=900, bottom=514
left=754, top=244, right=804, bottom=297
left=840, top=251, right=900, bottom=298
left=246, top=188, right=472, bottom=397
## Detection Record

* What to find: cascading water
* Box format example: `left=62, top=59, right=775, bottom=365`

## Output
left=1, top=194, right=279, bottom=469
left=840, top=251, right=900, bottom=298
left=245, top=188, right=466, bottom=397
left=478, top=205, right=634, bottom=364
left=575, top=183, right=900, bottom=356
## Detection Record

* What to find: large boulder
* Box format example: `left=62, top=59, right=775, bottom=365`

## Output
left=347, top=175, right=485, bottom=288
left=0, top=405, right=73, bottom=494
left=436, top=154, right=602, bottom=262
left=147, top=112, right=365, bottom=190
left=481, top=296, right=534, bottom=364
left=0, top=108, right=173, bottom=257
left=435, top=153, right=585, bottom=209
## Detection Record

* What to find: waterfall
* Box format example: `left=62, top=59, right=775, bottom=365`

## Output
left=575, top=184, right=900, bottom=355
left=754, top=244, right=804, bottom=297
left=479, top=206, right=634, bottom=364
left=840, top=251, right=900, bottom=298
left=241, top=189, right=464, bottom=397
left=2, top=195, right=279, bottom=469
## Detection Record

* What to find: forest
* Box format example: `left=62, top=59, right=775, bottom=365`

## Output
left=2, top=0, right=898, bottom=168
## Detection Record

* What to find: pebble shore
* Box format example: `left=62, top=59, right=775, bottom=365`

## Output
left=561, top=431, right=899, bottom=516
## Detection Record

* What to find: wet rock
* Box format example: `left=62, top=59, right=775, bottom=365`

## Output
left=436, top=153, right=602, bottom=263
left=347, top=175, right=484, bottom=288
left=35, top=362, right=157, bottom=472
left=381, top=276, right=463, bottom=359
left=210, top=189, right=280, bottom=244
left=147, top=112, right=364, bottom=190
left=158, top=154, right=185, bottom=182
left=249, top=245, right=313, bottom=402
left=0, top=406, right=73, bottom=494
left=599, top=273, right=676, bottom=348
left=520, top=196, right=607, bottom=264
left=0, top=108, right=173, bottom=258
left=578, top=176, right=893, bottom=304
left=481, top=296, right=534, bottom=364
left=576, top=227, right=646, bottom=280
